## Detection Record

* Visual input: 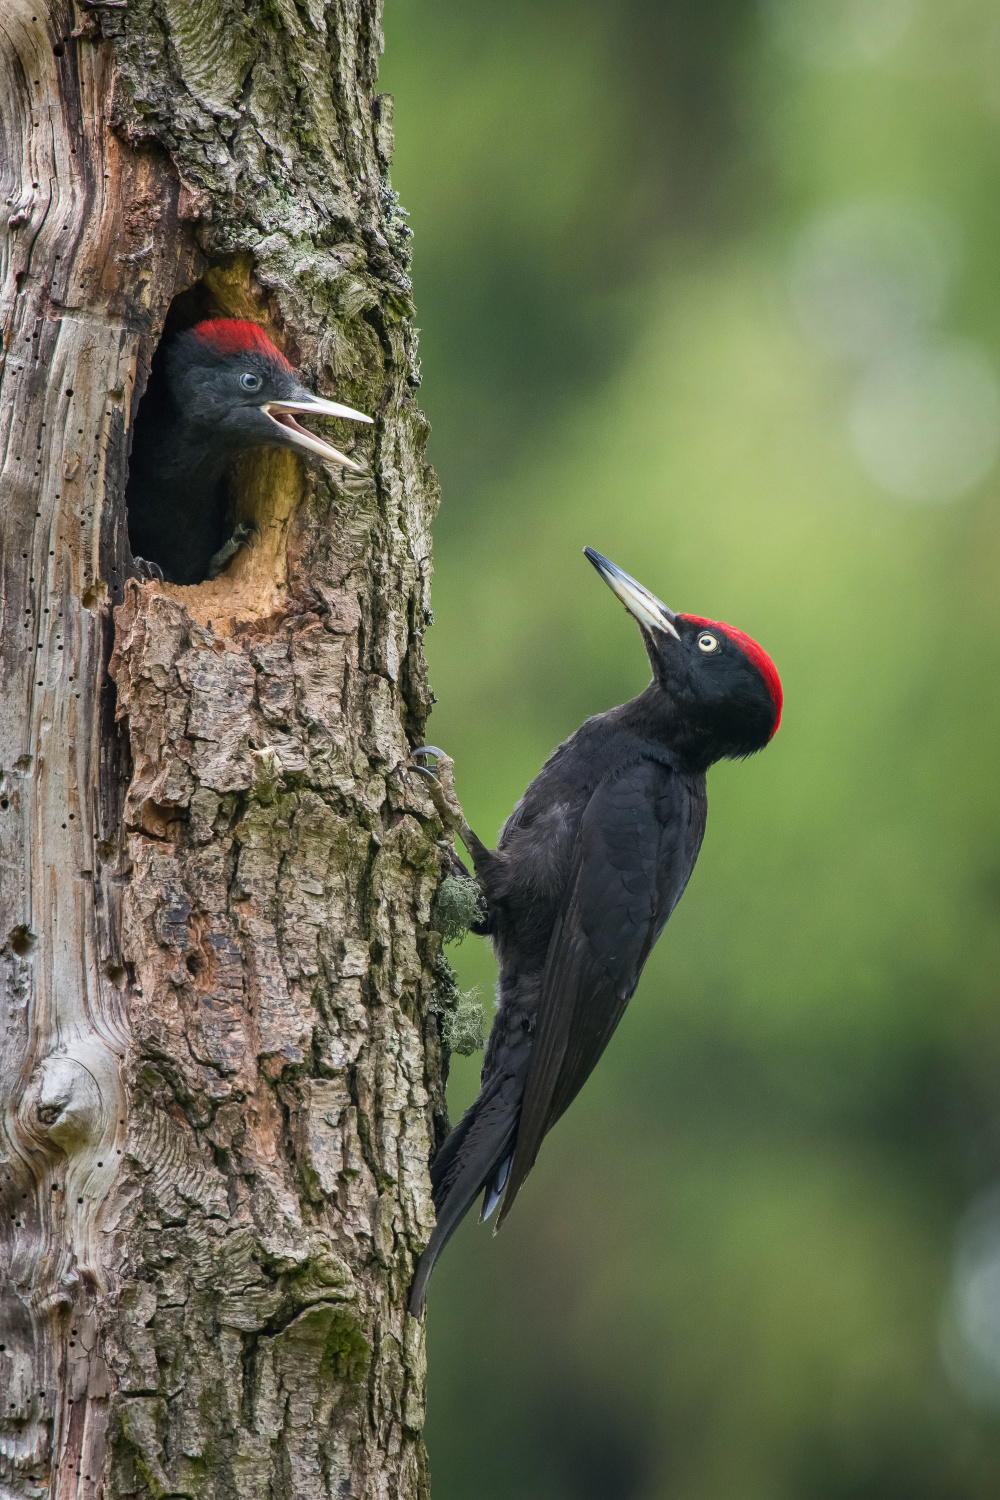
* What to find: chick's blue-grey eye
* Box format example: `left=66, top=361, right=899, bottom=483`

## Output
left=697, top=633, right=718, bottom=653
left=240, top=372, right=262, bottom=391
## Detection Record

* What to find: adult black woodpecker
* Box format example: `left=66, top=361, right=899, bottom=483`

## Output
left=408, top=548, right=782, bottom=1312
left=126, top=319, right=372, bottom=584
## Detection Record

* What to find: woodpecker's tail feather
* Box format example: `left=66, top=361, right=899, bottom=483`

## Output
left=480, top=1155, right=512, bottom=1222
left=408, top=1067, right=525, bottom=1315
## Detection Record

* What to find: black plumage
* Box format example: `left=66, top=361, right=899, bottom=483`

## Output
left=125, top=319, right=372, bottom=584
left=409, top=549, right=782, bottom=1312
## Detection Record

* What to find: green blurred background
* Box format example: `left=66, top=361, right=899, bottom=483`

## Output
left=381, top=2, right=1000, bottom=1496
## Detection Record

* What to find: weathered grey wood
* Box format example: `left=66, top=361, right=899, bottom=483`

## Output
left=0, top=2, right=451, bottom=1496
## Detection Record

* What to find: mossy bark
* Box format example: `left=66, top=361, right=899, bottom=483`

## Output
left=0, top=2, right=449, bottom=1496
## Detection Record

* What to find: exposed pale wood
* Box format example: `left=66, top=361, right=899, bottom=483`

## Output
left=0, top=2, right=450, bottom=1496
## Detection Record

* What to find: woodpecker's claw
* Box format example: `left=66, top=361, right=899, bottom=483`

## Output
left=206, top=522, right=261, bottom=580
left=133, top=556, right=165, bottom=583
left=407, top=747, right=464, bottom=831
left=408, top=747, right=448, bottom=780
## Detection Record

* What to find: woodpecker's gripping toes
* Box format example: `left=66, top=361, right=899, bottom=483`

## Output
left=408, top=549, right=782, bottom=1312
left=126, top=319, right=372, bottom=585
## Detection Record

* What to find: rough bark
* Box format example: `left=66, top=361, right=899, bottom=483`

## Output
left=0, top=3, right=452, bottom=1497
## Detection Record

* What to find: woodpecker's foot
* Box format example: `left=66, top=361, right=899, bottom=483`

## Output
left=409, top=746, right=465, bottom=833
left=206, top=522, right=261, bottom=580
left=436, top=839, right=472, bottom=881
left=132, top=556, right=165, bottom=583
left=459, top=821, right=491, bottom=868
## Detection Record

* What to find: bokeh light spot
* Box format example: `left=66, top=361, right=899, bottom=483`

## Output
left=847, top=342, right=1000, bottom=502
left=790, top=200, right=957, bottom=365
left=766, top=0, right=916, bottom=68
left=943, top=1185, right=1000, bottom=1409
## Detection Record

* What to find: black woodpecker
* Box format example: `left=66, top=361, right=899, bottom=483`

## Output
left=125, top=319, right=372, bottom=584
left=409, top=548, right=783, bottom=1312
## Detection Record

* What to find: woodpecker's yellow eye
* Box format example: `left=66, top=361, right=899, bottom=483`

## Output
left=697, top=633, right=719, bottom=653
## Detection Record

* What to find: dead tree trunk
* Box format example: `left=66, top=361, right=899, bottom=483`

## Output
left=0, top=3, right=451, bottom=1496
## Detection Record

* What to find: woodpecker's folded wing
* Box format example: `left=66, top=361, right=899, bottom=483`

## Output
left=495, top=758, right=703, bottom=1227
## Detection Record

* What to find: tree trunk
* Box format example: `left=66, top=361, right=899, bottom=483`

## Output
left=0, top=3, right=450, bottom=1497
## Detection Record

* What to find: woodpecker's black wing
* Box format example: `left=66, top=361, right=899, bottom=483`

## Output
left=495, top=756, right=703, bottom=1228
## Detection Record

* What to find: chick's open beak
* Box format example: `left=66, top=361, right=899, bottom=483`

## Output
left=262, top=393, right=373, bottom=471
left=584, top=547, right=680, bottom=640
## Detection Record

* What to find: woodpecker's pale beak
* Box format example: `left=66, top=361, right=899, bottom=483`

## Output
left=262, top=394, right=373, bottom=470
left=584, top=547, right=681, bottom=640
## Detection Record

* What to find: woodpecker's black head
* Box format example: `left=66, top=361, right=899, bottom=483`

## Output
left=165, top=320, right=372, bottom=468
left=585, top=547, right=782, bottom=763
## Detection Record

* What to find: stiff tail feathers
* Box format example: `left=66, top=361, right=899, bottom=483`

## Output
left=480, top=1155, right=512, bottom=1222
left=408, top=1078, right=520, bottom=1315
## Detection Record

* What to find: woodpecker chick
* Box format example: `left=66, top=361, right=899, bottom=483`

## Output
left=408, top=548, right=782, bottom=1312
left=126, top=319, right=372, bottom=584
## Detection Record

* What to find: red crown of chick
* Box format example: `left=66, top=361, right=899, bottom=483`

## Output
left=191, top=319, right=293, bottom=370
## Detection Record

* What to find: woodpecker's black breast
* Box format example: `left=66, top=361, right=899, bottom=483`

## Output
left=125, top=376, right=232, bottom=585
